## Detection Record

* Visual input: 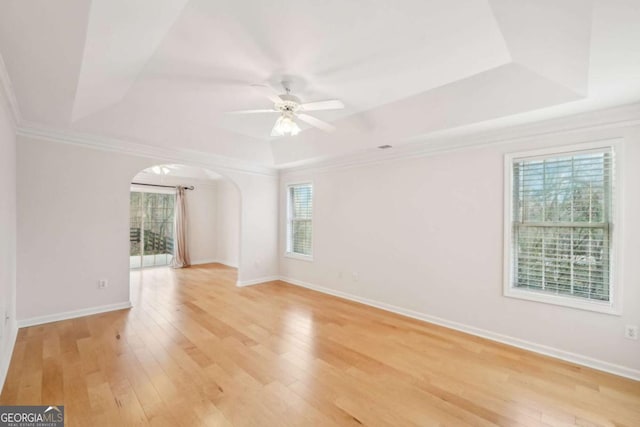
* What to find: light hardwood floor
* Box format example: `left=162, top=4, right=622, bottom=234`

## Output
left=1, top=264, right=638, bottom=426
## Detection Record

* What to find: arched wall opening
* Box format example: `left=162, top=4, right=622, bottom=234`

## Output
left=128, top=163, right=242, bottom=284
left=15, top=135, right=277, bottom=324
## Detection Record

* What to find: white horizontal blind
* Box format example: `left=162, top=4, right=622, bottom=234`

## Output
left=288, top=183, right=313, bottom=256
left=512, top=149, right=613, bottom=302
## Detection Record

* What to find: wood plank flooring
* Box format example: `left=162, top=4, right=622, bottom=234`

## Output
left=1, top=263, right=639, bottom=426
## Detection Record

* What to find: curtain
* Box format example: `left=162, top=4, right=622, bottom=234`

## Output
left=171, top=186, right=190, bottom=268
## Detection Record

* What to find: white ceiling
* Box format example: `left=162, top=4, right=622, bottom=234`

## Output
left=134, top=164, right=223, bottom=182
left=1, top=0, right=639, bottom=168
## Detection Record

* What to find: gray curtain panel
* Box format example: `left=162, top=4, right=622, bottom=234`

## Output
left=171, top=186, right=190, bottom=268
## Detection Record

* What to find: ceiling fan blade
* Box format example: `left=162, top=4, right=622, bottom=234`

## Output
left=300, top=99, right=345, bottom=111
left=227, top=109, right=278, bottom=114
left=251, top=84, right=283, bottom=104
left=297, top=113, right=336, bottom=133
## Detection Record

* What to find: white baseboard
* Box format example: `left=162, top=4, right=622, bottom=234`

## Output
left=191, top=259, right=238, bottom=268
left=236, top=276, right=280, bottom=287
left=0, top=321, right=18, bottom=393
left=279, top=276, right=640, bottom=382
left=17, top=301, right=132, bottom=328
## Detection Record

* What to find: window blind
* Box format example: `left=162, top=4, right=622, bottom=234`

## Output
left=288, top=184, right=313, bottom=256
left=511, top=149, right=613, bottom=302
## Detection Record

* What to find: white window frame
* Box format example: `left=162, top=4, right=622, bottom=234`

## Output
left=285, top=182, right=314, bottom=261
left=503, top=140, right=623, bottom=315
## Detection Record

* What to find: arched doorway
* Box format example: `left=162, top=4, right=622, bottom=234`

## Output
left=127, top=163, right=241, bottom=277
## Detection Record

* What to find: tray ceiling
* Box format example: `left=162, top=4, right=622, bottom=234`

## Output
left=1, top=0, right=639, bottom=167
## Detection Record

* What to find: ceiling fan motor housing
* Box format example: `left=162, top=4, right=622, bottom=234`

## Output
left=276, top=93, right=301, bottom=112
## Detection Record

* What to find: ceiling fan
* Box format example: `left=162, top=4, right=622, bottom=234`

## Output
left=229, top=82, right=344, bottom=137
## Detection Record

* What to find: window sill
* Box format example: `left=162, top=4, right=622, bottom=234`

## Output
left=504, top=287, right=621, bottom=315
left=284, top=252, right=314, bottom=262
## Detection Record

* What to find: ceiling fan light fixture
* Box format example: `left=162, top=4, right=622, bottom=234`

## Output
left=272, top=113, right=301, bottom=136
left=241, top=82, right=344, bottom=136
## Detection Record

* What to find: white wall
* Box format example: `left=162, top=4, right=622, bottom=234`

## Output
left=0, top=88, right=17, bottom=387
left=216, top=179, right=240, bottom=268
left=186, top=178, right=240, bottom=268
left=279, top=123, right=640, bottom=378
left=233, top=172, right=279, bottom=285
left=186, top=183, right=218, bottom=264
left=17, top=138, right=145, bottom=321
left=16, top=135, right=278, bottom=323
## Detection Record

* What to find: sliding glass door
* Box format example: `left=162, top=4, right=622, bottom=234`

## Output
left=129, top=191, right=175, bottom=268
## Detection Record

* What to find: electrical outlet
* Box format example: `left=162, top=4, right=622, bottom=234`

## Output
left=351, top=272, right=359, bottom=282
left=624, top=325, right=638, bottom=340
left=98, top=279, right=108, bottom=290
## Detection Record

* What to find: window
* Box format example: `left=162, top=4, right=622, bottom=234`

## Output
left=286, top=183, right=313, bottom=259
left=504, top=143, right=620, bottom=314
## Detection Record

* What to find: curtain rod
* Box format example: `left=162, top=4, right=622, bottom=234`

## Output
left=131, top=182, right=195, bottom=190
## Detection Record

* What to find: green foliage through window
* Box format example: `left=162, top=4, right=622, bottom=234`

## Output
left=287, top=184, right=313, bottom=256
left=130, top=191, right=175, bottom=267
left=512, top=150, right=612, bottom=302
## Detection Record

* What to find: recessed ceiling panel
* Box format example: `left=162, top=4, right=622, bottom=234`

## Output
left=0, top=0, right=90, bottom=124
left=71, top=0, right=511, bottom=158
left=489, top=0, right=592, bottom=96
left=271, top=63, right=583, bottom=165
left=71, top=0, right=190, bottom=122
left=134, top=0, right=511, bottom=139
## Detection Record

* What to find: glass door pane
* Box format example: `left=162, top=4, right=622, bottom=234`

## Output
left=130, top=192, right=143, bottom=268
left=130, top=191, right=175, bottom=268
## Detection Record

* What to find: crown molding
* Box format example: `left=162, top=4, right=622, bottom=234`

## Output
left=0, top=52, right=22, bottom=126
left=16, top=124, right=277, bottom=177
left=9, top=65, right=640, bottom=180
left=279, top=102, right=640, bottom=175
